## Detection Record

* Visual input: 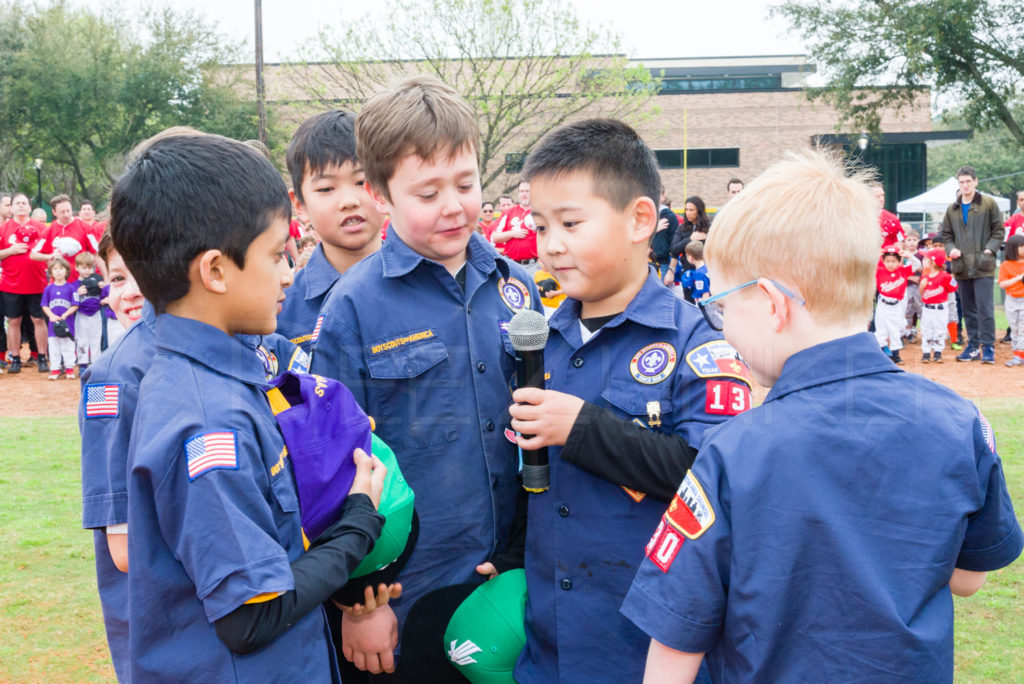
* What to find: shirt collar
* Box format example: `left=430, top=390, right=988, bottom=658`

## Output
left=155, top=313, right=268, bottom=386
left=302, top=244, right=341, bottom=300
left=141, top=301, right=157, bottom=333
left=380, top=226, right=503, bottom=279
left=764, top=332, right=900, bottom=403
left=549, top=267, right=678, bottom=339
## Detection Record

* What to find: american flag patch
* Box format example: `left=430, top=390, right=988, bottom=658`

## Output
left=977, top=408, right=996, bottom=454
left=85, top=383, right=120, bottom=418
left=184, top=431, right=239, bottom=481
left=311, top=314, right=325, bottom=343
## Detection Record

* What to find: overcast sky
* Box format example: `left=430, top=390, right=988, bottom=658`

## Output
left=78, top=0, right=807, bottom=62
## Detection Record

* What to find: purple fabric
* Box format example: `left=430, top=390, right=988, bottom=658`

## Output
left=102, top=285, right=118, bottom=319
left=269, top=371, right=371, bottom=540
left=41, top=281, right=78, bottom=337
left=73, top=275, right=103, bottom=316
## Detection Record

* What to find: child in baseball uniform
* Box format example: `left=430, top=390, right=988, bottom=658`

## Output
left=873, top=245, right=913, bottom=364
left=919, top=248, right=958, bottom=363
left=999, top=234, right=1024, bottom=367
left=41, top=256, right=79, bottom=379
left=73, top=251, right=105, bottom=371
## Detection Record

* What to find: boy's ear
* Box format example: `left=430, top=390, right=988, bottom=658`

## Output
left=196, top=249, right=229, bottom=295
left=629, top=196, right=658, bottom=245
left=288, top=188, right=308, bottom=222
left=364, top=181, right=392, bottom=216
left=758, top=278, right=792, bottom=333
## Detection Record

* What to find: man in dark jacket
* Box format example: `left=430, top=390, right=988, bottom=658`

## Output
left=650, top=187, right=678, bottom=279
left=941, top=166, right=1004, bottom=364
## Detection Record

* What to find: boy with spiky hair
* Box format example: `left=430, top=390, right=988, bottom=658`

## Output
left=311, top=75, right=541, bottom=676
left=277, top=110, right=385, bottom=353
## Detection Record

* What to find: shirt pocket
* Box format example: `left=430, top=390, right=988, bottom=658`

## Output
left=269, top=465, right=299, bottom=513
left=601, top=380, right=674, bottom=429
left=364, top=336, right=459, bottom=451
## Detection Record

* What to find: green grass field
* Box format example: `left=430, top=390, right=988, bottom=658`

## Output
left=0, top=406, right=1021, bottom=682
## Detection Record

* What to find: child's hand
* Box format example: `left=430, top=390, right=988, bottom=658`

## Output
left=77, top=285, right=87, bottom=295
left=348, top=448, right=387, bottom=510
left=475, top=562, right=499, bottom=580
left=509, top=388, right=585, bottom=449
left=338, top=582, right=402, bottom=617
left=342, top=604, right=398, bottom=674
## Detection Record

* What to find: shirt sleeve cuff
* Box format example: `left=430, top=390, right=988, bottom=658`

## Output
left=957, top=525, right=1024, bottom=572
left=198, top=553, right=295, bottom=623
left=620, top=577, right=723, bottom=655
left=82, top=491, right=128, bottom=529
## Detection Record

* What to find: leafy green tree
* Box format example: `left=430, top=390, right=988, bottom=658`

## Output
left=0, top=1, right=259, bottom=203
left=928, top=117, right=1024, bottom=198
left=297, top=0, right=659, bottom=195
left=773, top=0, right=1024, bottom=146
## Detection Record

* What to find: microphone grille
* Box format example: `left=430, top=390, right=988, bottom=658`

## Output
left=507, top=309, right=549, bottom=351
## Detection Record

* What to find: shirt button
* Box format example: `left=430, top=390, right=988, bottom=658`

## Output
left=477, top=361, right=486, bottom=373
left=560, top=578, right=573, bottom=591
left=492, top=477, right=499, bottom=490
left=572, top=357, right=584, bottom=368
left=485, top=420, right=496, bottom=432
left=558, top=504, right=570, bottom=517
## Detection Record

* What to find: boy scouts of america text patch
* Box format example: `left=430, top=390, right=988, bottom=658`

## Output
left=630, top=342, right=677, bottom=384
left=498, top=277, right=531, bottom=311
left=685, top=340, right=752, bottom=385
left=645, top=472, right=715, bottom=572
left=85, top=383, right=121, bottom=418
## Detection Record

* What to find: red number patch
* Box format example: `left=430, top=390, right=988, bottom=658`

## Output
left=645, top=519, right=684, bottom=573
left=705, top=379, right=750, bottom=416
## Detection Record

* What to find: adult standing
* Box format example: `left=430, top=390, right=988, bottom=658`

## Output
left=664, top=196, right=710, bottom=301
left=941, top=166, right=1004, bottom=364
left=492, top=180, right=540, bottom=274
left=872, top=182, right=905, bottom=250
left=31, top=194, right=95, bottom=281
left=0, top=193, right=50, bottom=373
left=1005, top=190, right=1024, bottom=239
left=650, top=187, right=678, bottom=279
left=0, top=193, right=10, bottom=372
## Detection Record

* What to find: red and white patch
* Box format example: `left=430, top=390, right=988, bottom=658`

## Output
left=645, top=519, right=684, bottom=573
left=310, top=314, right=325, bottom=344
left=704, top=379, right=751, bottom=416
left=976, top=407, right=996, bottom=453
left=664, top=472, right=715, bottom=539
left=504, top=427, right=518, bottom=444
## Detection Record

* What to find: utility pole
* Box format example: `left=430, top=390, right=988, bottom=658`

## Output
left=254, top=0, right=267, bottom=146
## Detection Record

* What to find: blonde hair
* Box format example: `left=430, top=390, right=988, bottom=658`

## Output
left=355, top=74, right=480, bottom=202
left=75, top=251, right=96, bottom=268
left=705, top=149, right=879, bottom=324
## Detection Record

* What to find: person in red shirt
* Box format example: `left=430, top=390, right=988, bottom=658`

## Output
left=874, top=246, right=914, bottom=364
left=491, top=180, right=539, bottom=272
left=31, top=194, right=96, bottom=281
left=1, top=193, right=51, bottom=373
left=1004, top=190, right=1024, bottom=240
left=872, top=182, right=905, bottom=250
left=477, top=201, right=499, bottom=241
left=919, top=249, right=958, bottom=363
left=78, top=200, right=106, bottom=242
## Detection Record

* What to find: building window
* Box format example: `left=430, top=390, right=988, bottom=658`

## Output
left=505, top=152, right=526, bottom=174
left=659, top=75, right=781, bottom=93
left=656, top=148, right=739, bottom=169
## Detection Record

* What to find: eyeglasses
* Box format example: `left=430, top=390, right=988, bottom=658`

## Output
left=697, top=278, right=805, bottom=331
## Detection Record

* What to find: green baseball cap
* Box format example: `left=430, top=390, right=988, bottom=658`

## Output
left=352, top=433, right=415, bottom=578
left=443, top=569, right=527, bottom=684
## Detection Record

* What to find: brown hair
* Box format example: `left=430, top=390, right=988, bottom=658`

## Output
left=47, top=255, right=71, bottom=278
left=75, top=251, right=96, bottom=268
left=355, top=74, right=479, bottom=202
left=298, top=235, right=318, bottom=249
left=97, top=230, right=115, bottom=264
left=50, top=194, right=72, bottom=209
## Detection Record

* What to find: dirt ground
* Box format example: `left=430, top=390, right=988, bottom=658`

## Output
left=1, top=338, right=1021, bottom=418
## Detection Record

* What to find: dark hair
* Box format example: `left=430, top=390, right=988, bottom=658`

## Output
left=80, top=199, right=94, bottom=209
left=47, top=255, right=71, bottom=278
left=498, top=195, right=513, bottom=204
left=481, top=201, right=494, bottom=210
left=726, top=178, right=744, bottom=189
left=1006, top=234, right=1024, bottom=261
left=286, top=110, right=358, bottom=204
left=109, top=133, right=291, bottom=313
left=957, top=165, right=977, bottom=180
left=683, top=196, right=710, bottom=232
left=51, top=194, right=72, bottom=209
left=97, top=230, right=114, bottom=264
left=523, top=118, right=659, bottom=211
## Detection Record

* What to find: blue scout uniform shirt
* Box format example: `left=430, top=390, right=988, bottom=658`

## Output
left=515, top=270, right=752, bottom=684
left=79, top=302, right=157, bottom=683
left=127, top=314, right=339, bottom=683
left=277, top=244, right=341, bottom=353
left=623, top=332, right=1023, bottom=683
left=311, top=229, right=541, bottom=632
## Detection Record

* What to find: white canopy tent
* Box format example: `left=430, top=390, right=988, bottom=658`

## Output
left=896, top=177, right=1010, bottom=214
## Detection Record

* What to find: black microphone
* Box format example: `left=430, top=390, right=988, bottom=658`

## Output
left=508, top=309, right=550, bottom=493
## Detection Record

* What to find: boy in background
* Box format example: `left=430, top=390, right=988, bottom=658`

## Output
left=903, top=230, right=923, bottom=342
left=41, top=256, right=78, bottom=379
left=311, top=75, right=541, bottom=676
left=679, top=240, right=711, bottom=302
left=276, top=110, right=385, bottom=353
left=920, top=248, right=958, bottom=363
left=874, top=245, right=913, bottom=364
left=624, top=151, right=1022, bottom=682
left=111, top=132, right=387, bottom=683
left=73, top=251, right=105, bottom=371
left=507, top=118, right=750, bottom=683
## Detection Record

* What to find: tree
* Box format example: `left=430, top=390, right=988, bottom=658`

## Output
left=0, top=1, right=259, bottom=203
left=773, top=0, right=1024, bottom=145
left=297, top=0, right=659, bottom=195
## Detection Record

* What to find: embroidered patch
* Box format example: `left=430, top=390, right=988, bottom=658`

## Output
left=84, top=383, right=120, bottom=418
left=645, top=519, right=684, bottom=573
left=629, top=342, right=677, bottom=384
left=287, top=347, right=311, bottom=374
left=255, top=345, right=279, bottom=382
left=498, top=277, right=531, bottom=312
left=369, top=329, right=435, bottom=355
left=664, top=472, right=715, bottom=539
left=704, top=379, right=751, bottom=416
left=504, top=427, right=518, bottom=444
left=310, top=314, right=325, bottom=344
left=685, top=340, right=752, bottom=386
left=977, top=407, right=996, bottom=453
left=622, top=486, right=646, bottom=503
left=185, top=431, right=239, bottom=481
